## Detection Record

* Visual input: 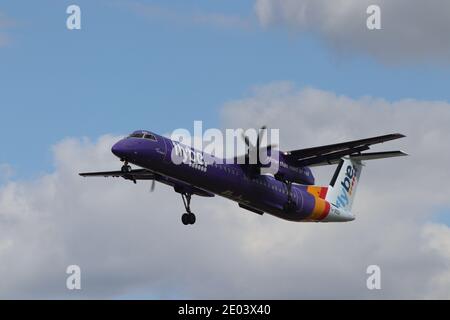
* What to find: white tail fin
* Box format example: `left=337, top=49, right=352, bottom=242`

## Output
left=325, top=158, right=363, bottom=213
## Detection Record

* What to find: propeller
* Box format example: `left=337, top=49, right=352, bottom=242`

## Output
left=241, top=126, right=277, bottom=166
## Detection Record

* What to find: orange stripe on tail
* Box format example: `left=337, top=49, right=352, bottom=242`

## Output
left=307, top=186, right=328, bottom=199
left=310, top=197, right=331, bottom=221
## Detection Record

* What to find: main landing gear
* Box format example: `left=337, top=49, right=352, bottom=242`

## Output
left=283, top=181, right=297, bottom=213
left=181, top=193, right=196, bottom=225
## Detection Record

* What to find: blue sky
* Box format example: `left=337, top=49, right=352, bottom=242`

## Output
left=1, top=0, right=450, bottom=178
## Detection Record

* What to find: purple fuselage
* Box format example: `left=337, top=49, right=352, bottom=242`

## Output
left=111, top=130, right=324, bottom=222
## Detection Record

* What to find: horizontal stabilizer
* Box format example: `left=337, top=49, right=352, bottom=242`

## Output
left=349, top=151, right=408, bottom=161
left=310, top=150, right=408, bottom=167
left=285, top=133, right=406, bottom=167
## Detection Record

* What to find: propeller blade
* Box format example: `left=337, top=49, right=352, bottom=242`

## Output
left=241, top=126, right=270, bottom=167
left=245, top=136, right=250, bottom=148
left=257, top=126, right=267, bottom=163
left=258, top=126, right=268, bottom=147
left=242, top=131, right=255, bottom=164
left=262, top=144, right=277, bottom=151
left=259, top=125, right=267, bottom=140
left=150, top=179, right=156, bottom=192
left=241, top=132, right=253, bottom=148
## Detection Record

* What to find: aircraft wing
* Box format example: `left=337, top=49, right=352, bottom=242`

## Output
left=284, top=133, right=406, bottom=167
left=79, top=169, right=214, bottom=197
left=80, top=169, right=155, bottom=180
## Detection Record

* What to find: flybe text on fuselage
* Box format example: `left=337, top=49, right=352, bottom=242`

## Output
left=171, top=141, right=208, bottom=169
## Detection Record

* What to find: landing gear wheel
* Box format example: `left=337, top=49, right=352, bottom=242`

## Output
left=182, top=213, right=190, bottom=225
left=180, top=193, right=196, bottom=225
left=188, top=213, right=196, bottom=225
left=121, top=163, right=132, bottom=173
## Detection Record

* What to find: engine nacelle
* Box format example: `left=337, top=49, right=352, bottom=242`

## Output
left=274, top=158, right=315, bottom=185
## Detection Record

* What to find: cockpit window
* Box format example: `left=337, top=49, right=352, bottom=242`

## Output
left=128, top=132, right=157, bottom=141
left=143, top=134, right=157, bottom=141
left=129, top=133, right=144, bottom=138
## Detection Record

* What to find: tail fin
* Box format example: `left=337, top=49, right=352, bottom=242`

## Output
left=325, top=158, right=363, bottom=213
left=325, top=151, right=407, bottom=213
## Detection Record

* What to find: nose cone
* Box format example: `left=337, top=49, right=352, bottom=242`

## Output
left=111, top=140, right=128, bottom=159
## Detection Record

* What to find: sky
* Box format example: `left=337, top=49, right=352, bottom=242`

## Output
left=2, top=0, right=450, bottom=178
left=0, top=0, right=449, bottom=299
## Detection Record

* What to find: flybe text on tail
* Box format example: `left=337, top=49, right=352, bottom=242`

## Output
left=335, top=164, right=358, bottom=209
left=325, top=157, right=363, bottom=213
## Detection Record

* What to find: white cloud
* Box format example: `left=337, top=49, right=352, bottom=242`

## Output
left=0, top=163, right=14, bottom=181
left=1, top=84, right=450, bottom=298
left=254, top=0, right=450, bottom=64
left=422, top=224, right=450, bottom=298
left=221, top=83, right=450, bottom=298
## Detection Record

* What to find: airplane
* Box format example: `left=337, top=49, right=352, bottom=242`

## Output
left=79, top=128, right=407, bottom=225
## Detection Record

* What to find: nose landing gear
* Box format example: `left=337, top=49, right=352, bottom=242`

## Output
left=120, top=161, right=136, bottom=184
left=181, top=193, right=196, bottom=225
left=121, top=161, right=132, bottom=173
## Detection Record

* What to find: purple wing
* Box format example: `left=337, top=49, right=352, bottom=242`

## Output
left=79, top=169, right=214, bottom=197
